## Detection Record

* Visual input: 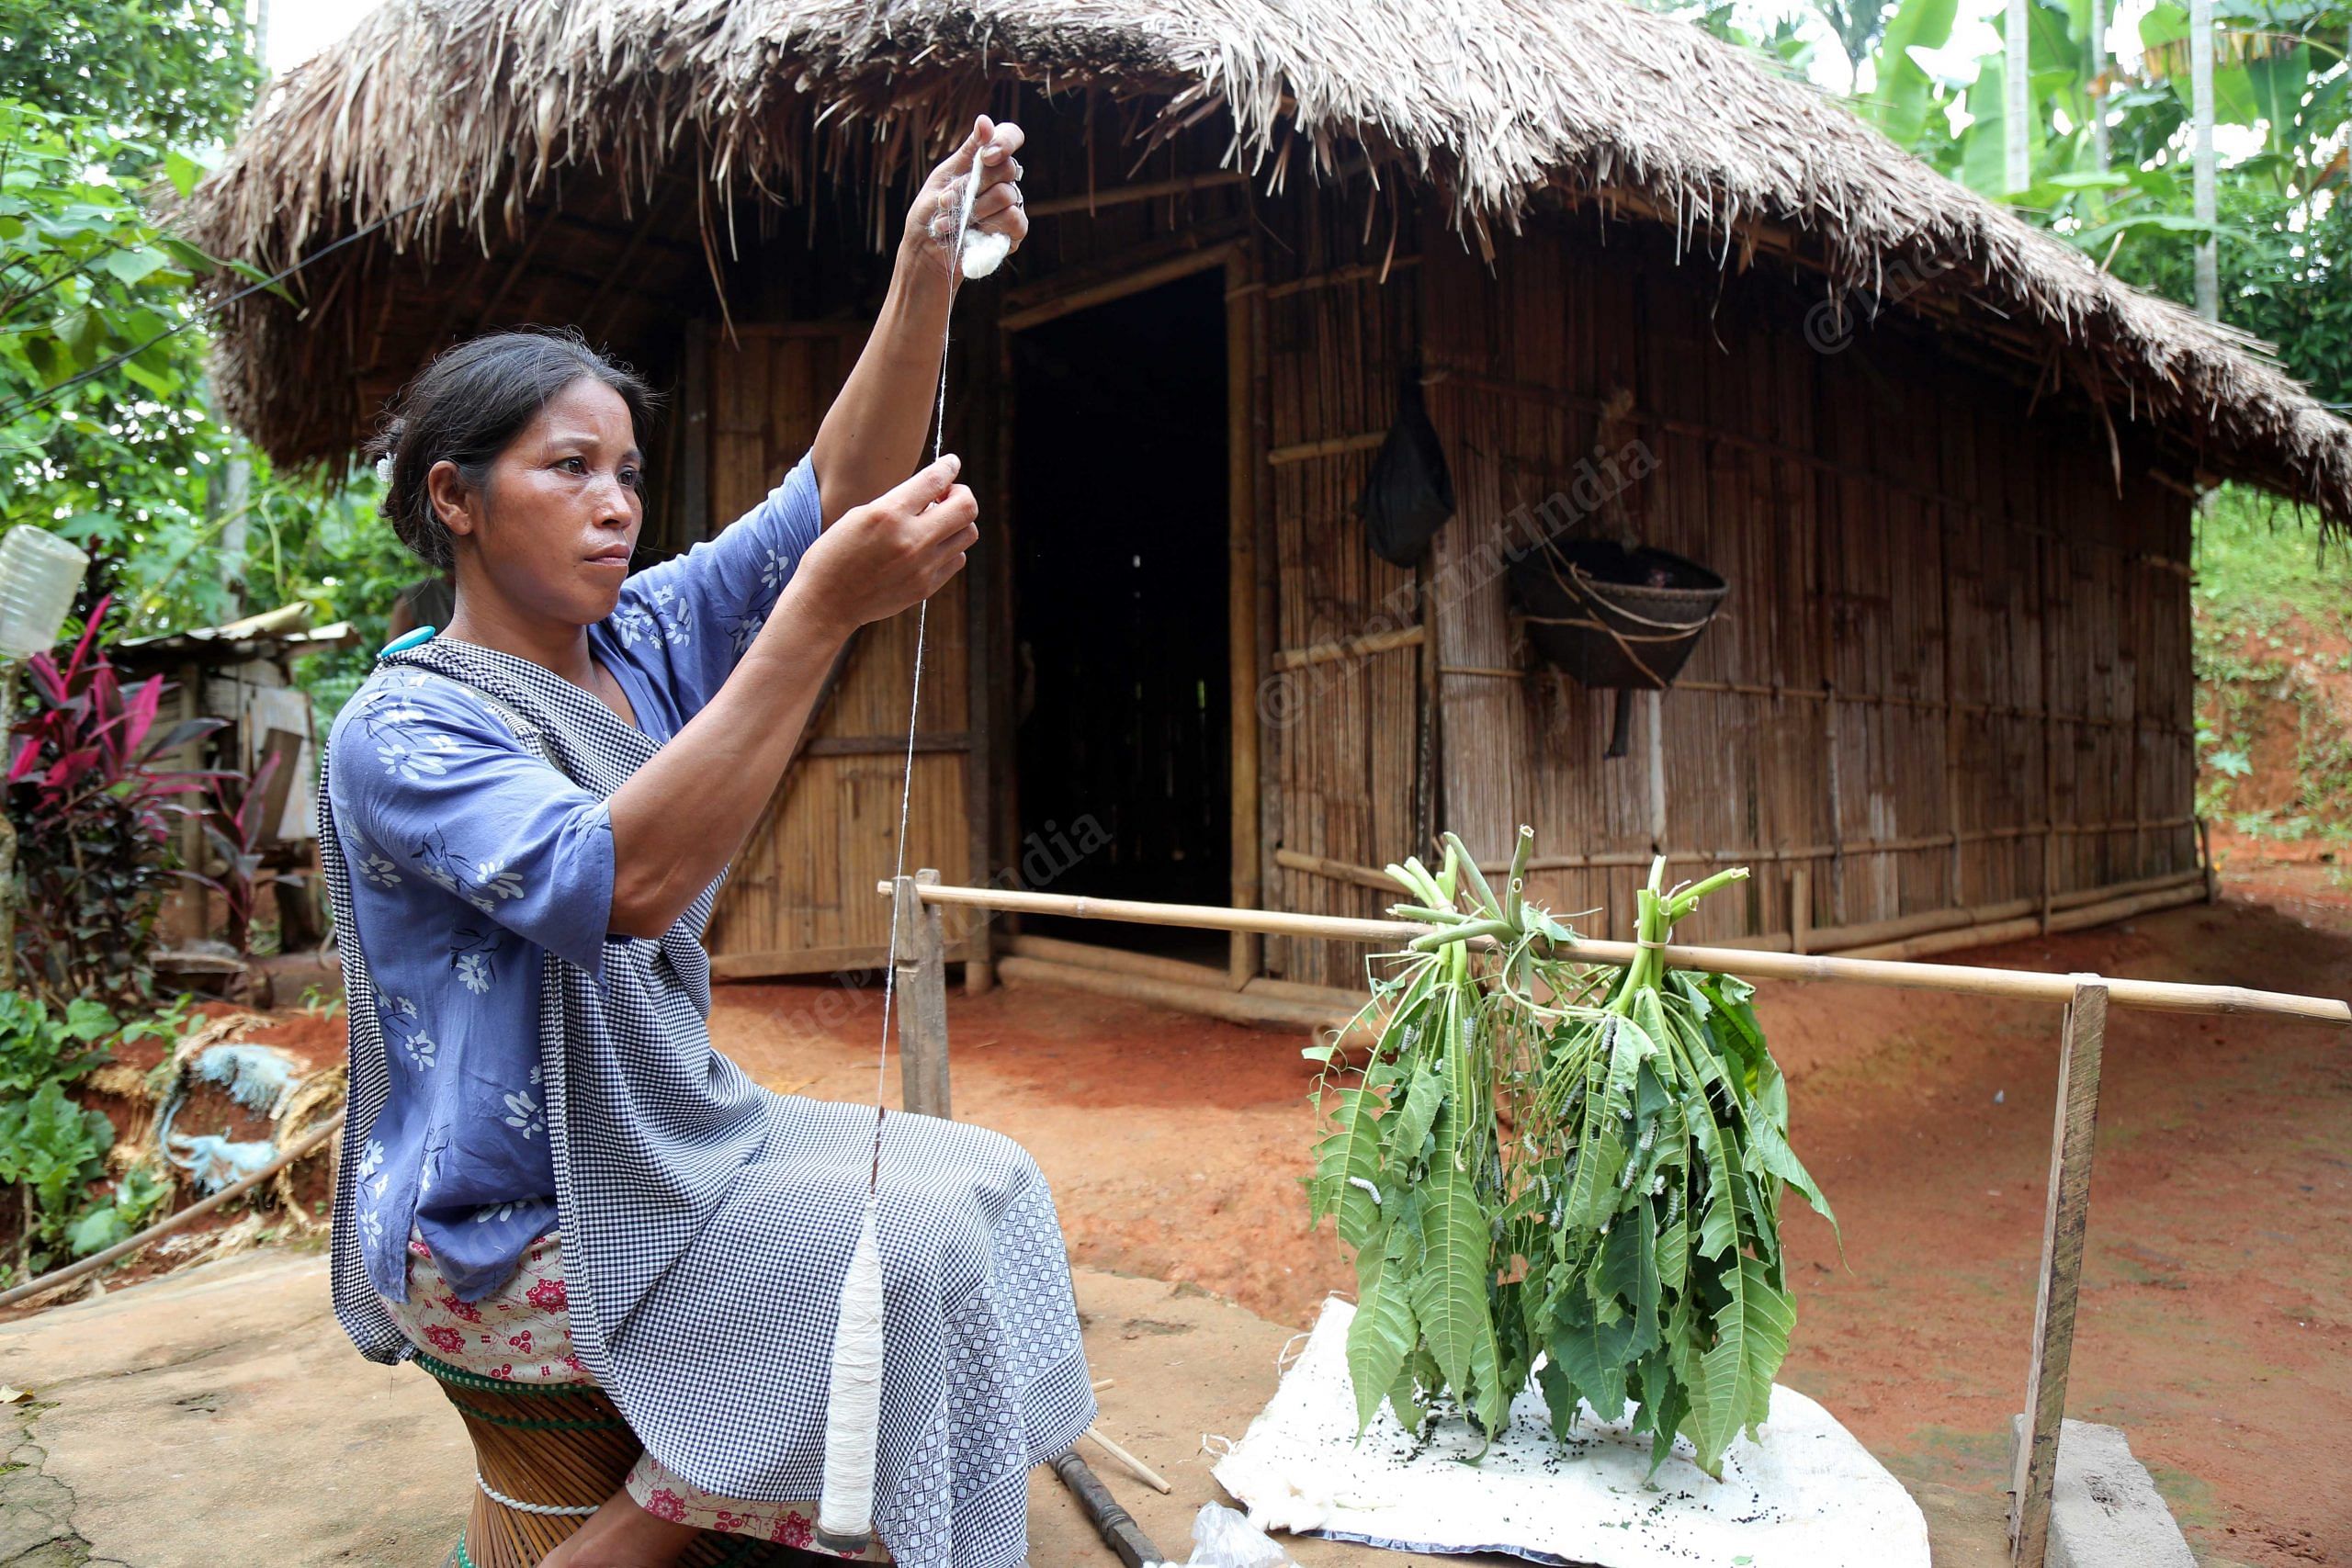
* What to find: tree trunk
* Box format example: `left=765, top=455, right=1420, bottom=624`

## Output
left=2190, top=0, right=2219, bottom=318
left=2087, top=0, right=2110, bottom=177
left=2007, top=0, right=2032, bottom=194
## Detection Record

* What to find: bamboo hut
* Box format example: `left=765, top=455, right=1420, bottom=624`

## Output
left=183, top=0, right=2352, bottom=1007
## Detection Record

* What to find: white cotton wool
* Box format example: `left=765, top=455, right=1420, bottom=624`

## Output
left=959, top=227, right=1012, bottom=280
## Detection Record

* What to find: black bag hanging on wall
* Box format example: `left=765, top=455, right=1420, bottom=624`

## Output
left=1359, top=367, right=1454, bottom=567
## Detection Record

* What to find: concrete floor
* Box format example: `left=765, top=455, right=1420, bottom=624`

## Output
left=0, top=1246, right=2008, bottom=1567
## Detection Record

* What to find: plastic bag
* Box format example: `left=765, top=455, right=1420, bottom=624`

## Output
left=1358, top=368, right=1454, bottom=567
left=1180, top=1502, right=1295, bottom=1567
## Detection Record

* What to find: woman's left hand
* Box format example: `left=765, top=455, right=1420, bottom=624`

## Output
left=903, top=115, right=1027, bottom=279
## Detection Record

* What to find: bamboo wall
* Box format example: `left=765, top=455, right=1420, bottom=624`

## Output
left=1250, top=194, right=1433, bottom=987
left=1383, top=218, right=2197, bottom=961
left=658, top=117, right=2196, bottom=987
left=696, top=323, right=978, bottom=976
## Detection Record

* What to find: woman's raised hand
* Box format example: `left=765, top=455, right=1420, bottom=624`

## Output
left=902, top=116, right=1027, bottom=279
left=788, top=455, right=978, bottom=637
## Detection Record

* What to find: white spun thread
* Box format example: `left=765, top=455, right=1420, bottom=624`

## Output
left=476, top=1473, right=601, bottom=1517
left=821, top=136, right=989, bottom=1553
left=817, top=1198, right=887, bottom=1546
left=874, top=153, right=981, bottom=1116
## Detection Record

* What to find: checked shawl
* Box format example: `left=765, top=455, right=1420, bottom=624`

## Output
left=320, top=636, right=1095, bottom=1568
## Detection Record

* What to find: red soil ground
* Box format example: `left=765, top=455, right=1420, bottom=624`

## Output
left=708, top=889, right=2352, bottom=1568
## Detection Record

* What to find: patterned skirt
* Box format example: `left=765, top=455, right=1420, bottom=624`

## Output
left=385, top=1228, right=888, bottom=1554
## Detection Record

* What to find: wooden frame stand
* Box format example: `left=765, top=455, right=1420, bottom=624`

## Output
left=893, top=869, right=951, bottom=1120
left=2009, top=979, right=2109, bottom=1567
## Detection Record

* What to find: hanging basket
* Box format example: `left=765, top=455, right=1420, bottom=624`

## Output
left=1508, top=537, right=1728, bottom=686
left=1506, top=538, right=1728, bottom=757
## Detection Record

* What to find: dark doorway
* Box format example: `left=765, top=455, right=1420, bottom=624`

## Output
left=1010, top=267, right=1228, bottom=959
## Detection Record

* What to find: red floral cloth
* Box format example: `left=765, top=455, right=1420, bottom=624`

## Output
left=383, top=1228, right=887, bottom=1556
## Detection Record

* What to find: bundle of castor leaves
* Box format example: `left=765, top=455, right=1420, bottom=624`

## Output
left=1308, top=829, right=1834, bottom=1478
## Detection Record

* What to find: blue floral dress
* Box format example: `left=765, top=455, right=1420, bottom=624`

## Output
left=318, top=454, right=1096, bottom=1567
left=328, top=459, right=823, bottom=1301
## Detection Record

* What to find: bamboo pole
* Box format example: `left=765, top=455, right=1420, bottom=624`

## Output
left=1011, top=932, right=1234, bottom=988
left=1272, top=624, right=1426, bottom=671
left=1227, top=246, right=1262, bottom=989
left=0, top=1111, right=345, bottom=1311
left=1024, top=169, right=1250, bottom=218
left=1246, top=974, right=1368, bottom=1011
left=999, top=241, right=1243, bottom=333
left=1235, top=860, right=2199, bottom=956
left=1818, top=872, right=2203, bottom=959
left=885, top=881, right=2350, bottom=1023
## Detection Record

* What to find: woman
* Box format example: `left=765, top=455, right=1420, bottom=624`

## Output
left=320, top=119, right=1091, bottom=1567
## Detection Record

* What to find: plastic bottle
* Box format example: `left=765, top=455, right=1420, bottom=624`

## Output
left=0, top=525, right=90, bottom=660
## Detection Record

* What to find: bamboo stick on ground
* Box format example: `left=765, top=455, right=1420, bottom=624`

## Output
left=1083, top=1424, right=1173, bottom=1494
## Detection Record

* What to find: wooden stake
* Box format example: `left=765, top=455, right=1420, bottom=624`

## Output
left=894, top=869, right=951, bottom=1120
left=1790, top=867, right=1811, bottom=956
left=2011, top=980, right=2109, bottom=1567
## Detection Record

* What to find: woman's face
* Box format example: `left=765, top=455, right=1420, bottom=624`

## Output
left=429, top=377, right=644, bottom=626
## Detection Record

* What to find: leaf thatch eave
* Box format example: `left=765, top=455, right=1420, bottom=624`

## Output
left=178, top=0, right=2352, bottom=528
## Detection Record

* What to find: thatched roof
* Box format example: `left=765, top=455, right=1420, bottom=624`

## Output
left=183, top=0, right=2352, bottom=525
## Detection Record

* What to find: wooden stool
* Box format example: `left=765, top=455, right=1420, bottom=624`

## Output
left=417, top=1352, right=827, bottom=1568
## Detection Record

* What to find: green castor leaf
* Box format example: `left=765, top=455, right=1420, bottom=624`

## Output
left=1315, top=836, right=1829, bottom=1480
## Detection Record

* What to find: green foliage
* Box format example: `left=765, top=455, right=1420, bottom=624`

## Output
left=2109, top=180, right=2352, bottom=409
left=1801, top=0, right=2352, bottom=406
left=1863, top=0, right=1964, bottom=145
left=0, top=1080, right=117, bottom=1273
left=0, top=17, right=408, bottom=648
left=7, top=602, right=224, bottom=1005
left=62, top=1162, right=171, bottom=1257
left=2188, top=485, right=2352, bottom=835
left=1310, top=835, right=1832, bottom=1480
left=0, top=95, right=362, bottom=638
left=0, top=992, right=114, bottom=1098
left=0, top=989, right=195, bottom=1278
left=2193, top=484, right=2352, bottom=625
left=0, top=1, right=259, bottom=148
